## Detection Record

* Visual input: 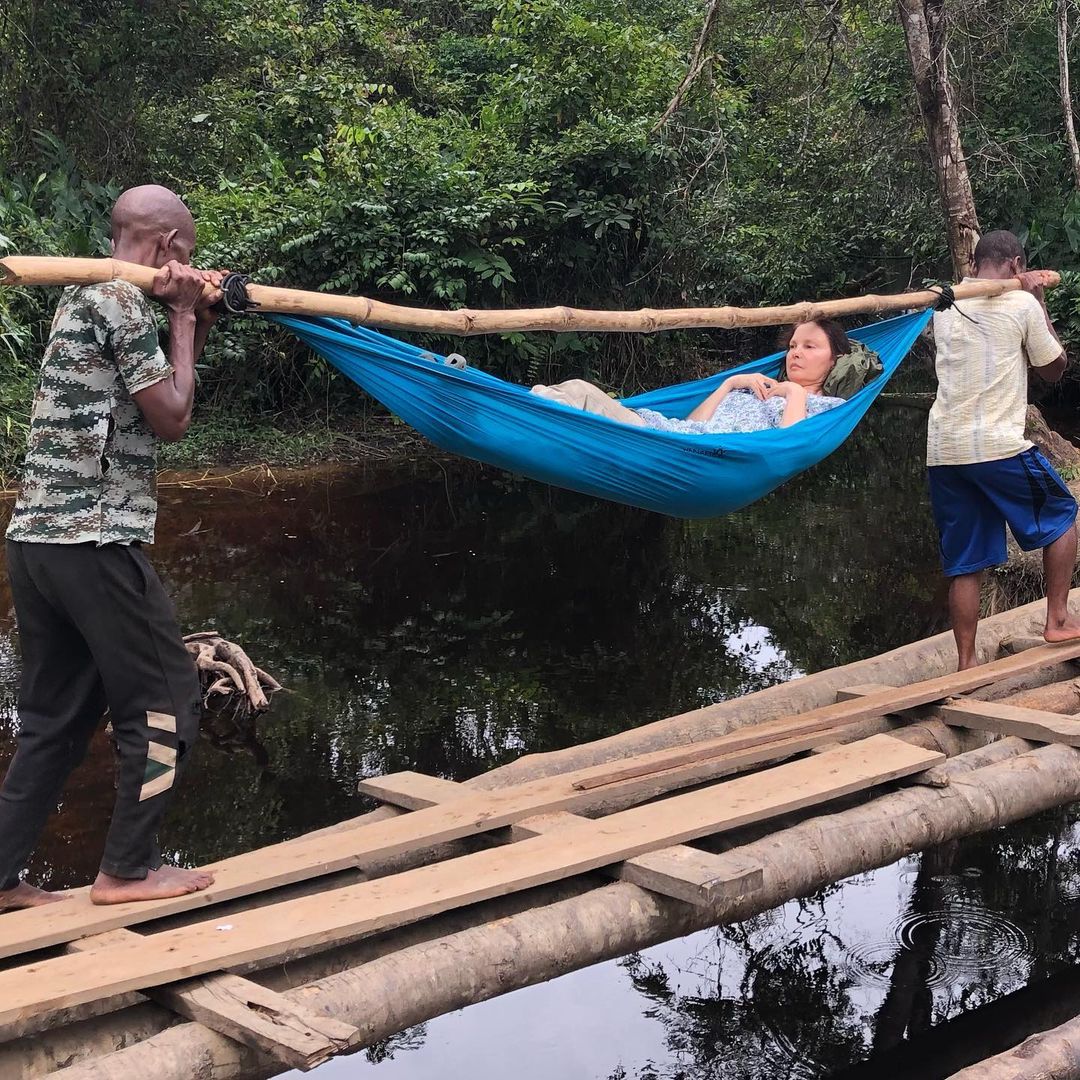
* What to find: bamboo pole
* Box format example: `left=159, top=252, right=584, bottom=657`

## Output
left=0, top=256, right=1059, bottom=336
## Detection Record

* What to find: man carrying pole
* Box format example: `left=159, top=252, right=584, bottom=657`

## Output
left=0, top=185, right=223, bottom=908
left=927, top=230, right=1080, bottom=670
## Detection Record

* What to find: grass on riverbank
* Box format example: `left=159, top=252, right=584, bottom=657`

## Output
left=0, top=409, right=439, bottom=492
left=159, top=411, right=436, bottom=471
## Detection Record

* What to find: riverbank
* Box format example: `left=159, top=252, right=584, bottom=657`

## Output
left=156, top=410, right=444, bottom=471
left=0, top=410, right=450, bottom=495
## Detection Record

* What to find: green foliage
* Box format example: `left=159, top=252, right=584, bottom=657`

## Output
left=3, top=0, right=1080, bottom=476
left=0, top=148, right=120, bottom=482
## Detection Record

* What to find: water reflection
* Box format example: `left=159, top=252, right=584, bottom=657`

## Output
left=605, top=810, right=1080, bottom=1080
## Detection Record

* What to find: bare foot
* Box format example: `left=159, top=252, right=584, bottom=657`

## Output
left=89, top=865, right=216, bottom=905
left=0, top=881, right=67, bottom=911
left=1044, top=617, right=1080, bottom=643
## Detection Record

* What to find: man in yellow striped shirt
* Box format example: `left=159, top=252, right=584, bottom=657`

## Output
left=928, top=230, right=1080, bottom=669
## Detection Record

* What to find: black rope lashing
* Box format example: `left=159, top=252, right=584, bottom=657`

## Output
left=930, top=283, right=979, bottom=325
left=215, top=272, right=258, bottom=316
left=932, top=282, right=956, bottom=310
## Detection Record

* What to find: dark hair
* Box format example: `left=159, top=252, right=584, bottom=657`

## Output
left=779, top=318, right=851, bottom=363
left=973, top=230, right=1025, bottom=271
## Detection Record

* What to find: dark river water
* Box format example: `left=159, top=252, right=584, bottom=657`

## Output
left=4, top=407, right=1080, bottom=1078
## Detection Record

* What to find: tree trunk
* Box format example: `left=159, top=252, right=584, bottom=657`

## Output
left=1060, top=0, right=1080, bottom=190
left=945, top=1011, right=1080, bottom=1078
left=896, top=0, right=981, bottom=277
left=652, top=0, right=723, bottom=133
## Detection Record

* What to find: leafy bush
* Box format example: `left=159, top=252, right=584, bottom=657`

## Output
left=3, top=0, right=1080, bottom=479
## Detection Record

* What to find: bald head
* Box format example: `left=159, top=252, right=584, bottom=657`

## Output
left=110, top=185, right=196, bottom=268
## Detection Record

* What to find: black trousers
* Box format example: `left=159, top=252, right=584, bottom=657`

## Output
left=0, top=540, right=201, bottom=885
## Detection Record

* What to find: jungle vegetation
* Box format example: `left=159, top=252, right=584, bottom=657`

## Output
left=2, top=0, right=1079, bottom=479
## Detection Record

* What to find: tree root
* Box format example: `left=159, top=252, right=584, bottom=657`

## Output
left=182, top=632, right=282, bottom=719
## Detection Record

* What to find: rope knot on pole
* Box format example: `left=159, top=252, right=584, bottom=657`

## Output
left=216, top=273, right=258, bottom=315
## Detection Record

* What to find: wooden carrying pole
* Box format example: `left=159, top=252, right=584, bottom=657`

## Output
left=0, top=255, right=1059, bottom=336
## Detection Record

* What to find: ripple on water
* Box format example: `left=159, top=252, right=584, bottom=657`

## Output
left=843, top=940, right=949, bottom=988
left=843, top=902, right=1029, bottom=989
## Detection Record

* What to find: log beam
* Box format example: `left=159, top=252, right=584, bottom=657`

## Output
left=837, top=684, right=1080, bottom=745
left=65, top=931, right=357, bottom=1071
left=944, top=1011, right=1080, bottom=1079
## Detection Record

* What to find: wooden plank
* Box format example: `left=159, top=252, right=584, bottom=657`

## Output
left=568, top=641, right=1080, bottom=791
left=358, top=771, right=462, bottom=811
left=66, top=930, right=357, bottom=1070
left=362, top=772, right=764, bottom=905
left=835, top=683, right=898, bottom=701
left=0, top=735, right=941, bottom=1033
left=836, top=685, right=1080, bottom=746
left=511, top=812, right=766, bottom=904
left=0, top=641, right=1063, bottom=961
left=937, top=699, right=1080, bottom=746
left=0, top=730, right=826, bottom=960
left=567, top=727, right=837, bottom=791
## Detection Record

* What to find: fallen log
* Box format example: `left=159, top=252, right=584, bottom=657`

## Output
left=997, top=676, right=1080, bottom=712
left=944, top=1012, right=1080, bottom=1079
left=33, top=738, right=1080, bottom=1080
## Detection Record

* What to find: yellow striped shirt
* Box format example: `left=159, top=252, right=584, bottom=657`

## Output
left=928, top=281, right=1062, bottom=466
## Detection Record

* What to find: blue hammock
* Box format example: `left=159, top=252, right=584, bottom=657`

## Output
left=272, top=307, right=931, bottom=518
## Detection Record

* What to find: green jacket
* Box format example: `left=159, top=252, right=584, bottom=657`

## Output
left=822, top=342, right=883, bottom=400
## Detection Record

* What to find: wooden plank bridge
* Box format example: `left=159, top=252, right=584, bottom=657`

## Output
left=9, top=627, right=1080, bottom=1077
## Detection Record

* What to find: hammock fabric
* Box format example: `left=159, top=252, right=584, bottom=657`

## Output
left=273, top=307, right=932, bottom=518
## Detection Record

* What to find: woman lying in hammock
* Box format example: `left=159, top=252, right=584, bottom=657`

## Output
left=531, top=319, right=864, bottom=433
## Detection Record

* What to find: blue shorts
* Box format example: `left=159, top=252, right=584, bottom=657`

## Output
left=928, top=448, right=1077, bottom=577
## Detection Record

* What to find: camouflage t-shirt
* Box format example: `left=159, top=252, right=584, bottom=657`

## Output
left=6, top=281, right=173, bottom=545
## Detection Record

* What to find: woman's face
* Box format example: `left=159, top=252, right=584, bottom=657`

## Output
left=785, top=322, right=835, bottom=389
